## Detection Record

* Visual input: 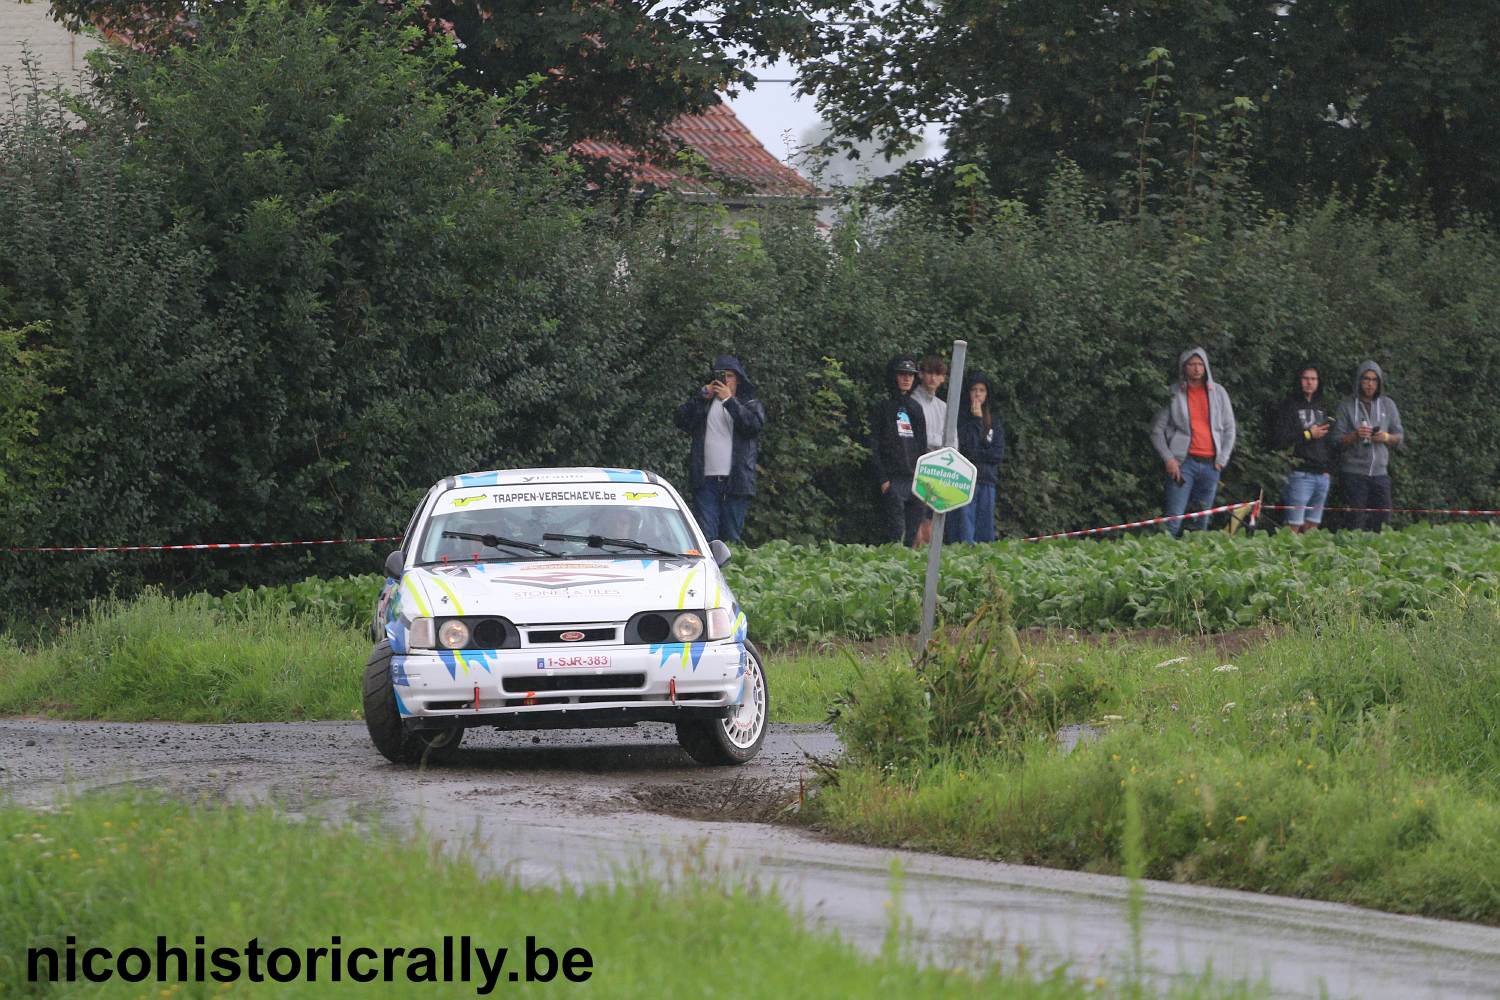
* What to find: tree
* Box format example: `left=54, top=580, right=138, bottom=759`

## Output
left=801, top=0, right=1500, bottom=221
left=0, top=0, right=606, bottom=619
left=49, top=0, right=837, bottom=156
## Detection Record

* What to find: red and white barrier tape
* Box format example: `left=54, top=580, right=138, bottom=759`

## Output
left=1021, top=500, right=1261, bottom=542
left=7, top=536, right=401, bottom=554
left=8, top=500, right=1493, bottom=554
left=1265, top=504, right=1500, bottom=516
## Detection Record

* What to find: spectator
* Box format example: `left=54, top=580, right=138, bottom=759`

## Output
left=954, top=370, right=1006, bottom=543
left=911, top=355, right=948, bottom=545
left=1150, top=347, right=1237, bottom=537
left=869, top=355, right=928, bottom=546
left=674, top=355, right=766, bottom=543
left=1333, top=361, right=1406, bottom=532
left=1271, top=363, right=1335, bottom=533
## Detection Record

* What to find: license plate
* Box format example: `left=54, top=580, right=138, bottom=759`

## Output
left=535, top=655, right=611, bottom=669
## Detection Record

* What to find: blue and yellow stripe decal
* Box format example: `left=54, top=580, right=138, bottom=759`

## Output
left=401, top=576, right=431, bottom=618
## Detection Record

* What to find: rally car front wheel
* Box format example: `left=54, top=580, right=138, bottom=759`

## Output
left=362, top=640, right=464, bottom=764
left=676, top=641, right=769, bottom=765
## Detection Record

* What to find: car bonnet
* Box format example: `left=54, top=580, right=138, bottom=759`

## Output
left=398, top=556, right=724, bottom=624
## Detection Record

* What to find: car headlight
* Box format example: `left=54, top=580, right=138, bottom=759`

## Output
left=408, top=618, right=434, bottom=649
left=706, top=607, right=734, bottom=641
left=438, top=620, right=470, bottom=649
left=671, top=612, right=704, bottom=642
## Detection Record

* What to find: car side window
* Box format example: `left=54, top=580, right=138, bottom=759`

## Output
left=399, top=490, right=433, bottom=557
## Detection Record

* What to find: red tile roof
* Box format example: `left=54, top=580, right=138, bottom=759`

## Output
left=574, top=102, right=818, bottom=201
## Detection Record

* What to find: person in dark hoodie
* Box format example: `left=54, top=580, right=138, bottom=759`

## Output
left=869, top=355, right=928, bottom=546
left=953, top=370, right=1006, bottom=543
left=1333, top=360, right=1406, bottom=532
left=1272, top=364, right=1335, bottom=533
left=674, top=355, right=766, bottom=543
left=1149, top=346, right=1237, bottom=537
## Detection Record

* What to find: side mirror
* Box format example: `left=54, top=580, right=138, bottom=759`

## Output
left=709, top=539, right=732, bottom=567
left=383, top=549, right=405, bottom=578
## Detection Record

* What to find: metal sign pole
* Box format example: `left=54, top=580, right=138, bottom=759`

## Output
left=917, top=340, right=967, bottom=656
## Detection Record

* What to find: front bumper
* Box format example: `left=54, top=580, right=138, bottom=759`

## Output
left=390, top=640, right=751, bottom=730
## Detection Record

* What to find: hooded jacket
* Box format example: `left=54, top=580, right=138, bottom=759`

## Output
left=1271, top=365, right=1335, bottom=474
left=1333, top=361, right=1405, bottom=478
left=956, top=371, right=1006, bottom=485
left=673, top=354, right=766, bottom=496
left=869, top=356, right=928, bottom=485
left=1149, top=347, right=1237, bottom=466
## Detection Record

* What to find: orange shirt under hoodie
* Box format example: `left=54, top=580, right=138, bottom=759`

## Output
left=1186, top=383, right=1216, bottom=459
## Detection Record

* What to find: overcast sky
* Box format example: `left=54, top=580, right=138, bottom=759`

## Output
left=725, top=57, right=945, bottom=181
left=723, top=60, right=821, bottom=164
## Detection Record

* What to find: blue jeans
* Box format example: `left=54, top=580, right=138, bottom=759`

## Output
left=694, top=477, right=748, bottom=542
left=944, top=506, right=966, bottom=543
left=1281, top=470, right=1331, bottom=526
left=1164, top=457, right=1220, bottom=537
left=945, top=482, right=996, bottom=544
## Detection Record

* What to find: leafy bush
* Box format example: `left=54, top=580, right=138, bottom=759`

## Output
left=833, top=590, right=1062, bottom=768
left=921, top=590, right=1035, bottom=749
left=829, top=657, right=930, bottom=771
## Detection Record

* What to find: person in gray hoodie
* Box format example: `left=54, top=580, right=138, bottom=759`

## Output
left=1150, top=347, right=1237, bottom=536
left=1333, top=360, right=1406, bottom=531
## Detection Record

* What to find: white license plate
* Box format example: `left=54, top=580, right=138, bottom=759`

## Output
left=535, top=655, right=611, bottom=669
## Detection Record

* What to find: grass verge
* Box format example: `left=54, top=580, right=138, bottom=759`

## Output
left=0, top=591, right=365, bottom=722
left=0, top=794, right=1255, bottom=997
left=811, top=597, right=1500, bottom=924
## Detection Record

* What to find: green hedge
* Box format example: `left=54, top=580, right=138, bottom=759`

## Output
left=3, top=3, right=1498, bottom=629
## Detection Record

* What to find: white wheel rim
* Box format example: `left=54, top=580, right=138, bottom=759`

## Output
left=722, top=652, right=766, bottom=749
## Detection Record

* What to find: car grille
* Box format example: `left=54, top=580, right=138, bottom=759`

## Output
left=501, top=673, right=645, bottom=694
left=526, top=626, right=616, bottom=644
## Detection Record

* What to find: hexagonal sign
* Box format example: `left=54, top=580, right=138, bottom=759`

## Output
left=913, top=447, right=977, bottom=513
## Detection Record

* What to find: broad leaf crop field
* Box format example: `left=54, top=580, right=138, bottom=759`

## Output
left=224, top=524, right=1500, bottom=643
left=731, top=525, right=1500, bottom=642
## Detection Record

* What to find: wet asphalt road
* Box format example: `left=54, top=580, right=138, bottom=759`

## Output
left=5, top=718, right=1500, bottom=998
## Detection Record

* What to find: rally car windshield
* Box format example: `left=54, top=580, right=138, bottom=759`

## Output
left=416, top=500, right=698, bottom=565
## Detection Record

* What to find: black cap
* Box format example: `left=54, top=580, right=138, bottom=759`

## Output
left=893, top=358, right=919, bottom=374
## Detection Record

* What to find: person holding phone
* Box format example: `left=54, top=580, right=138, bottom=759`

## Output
left=1271, top=363, right=1335, bottom=533
left=674, top=355, right=766, bottom=543
left=1333, top=360, right=1405, bottom=532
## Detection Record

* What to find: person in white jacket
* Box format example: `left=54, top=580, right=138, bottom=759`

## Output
left=1149, top=347, right=1237, bottom=536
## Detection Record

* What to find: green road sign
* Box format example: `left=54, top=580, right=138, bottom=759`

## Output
left=913, top=447, right=978, bottom=513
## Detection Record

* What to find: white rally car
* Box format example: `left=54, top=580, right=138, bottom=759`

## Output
left=362, top=467, right=768, bottom=766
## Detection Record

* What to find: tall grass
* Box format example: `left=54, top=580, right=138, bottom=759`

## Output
left=0, top=590, right=364, bottom=721
left=0, top=794, right=1259, bottom=998
left=812, top=598, right=1500, bottom=923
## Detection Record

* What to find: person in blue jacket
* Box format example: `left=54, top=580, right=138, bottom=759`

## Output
left=953, top=370, right=1006, bottom=542
left=674, top=355, right=766, bottom=543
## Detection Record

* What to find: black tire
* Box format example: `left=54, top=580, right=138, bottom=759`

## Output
left=676, top=640, right=769, bottom=765
left=362, top=640, right=464, bottom=764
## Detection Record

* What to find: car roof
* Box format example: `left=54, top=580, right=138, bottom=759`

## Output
left=440, top=467, right=662, bottom=490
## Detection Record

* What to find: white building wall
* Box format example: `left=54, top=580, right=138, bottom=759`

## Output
left=0, top=2, right=98, bottom=91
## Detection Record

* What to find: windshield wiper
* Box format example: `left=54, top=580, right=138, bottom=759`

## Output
left=440, top=530, right=561, bottom=558
left=542, top=532, right=685, bottom=559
